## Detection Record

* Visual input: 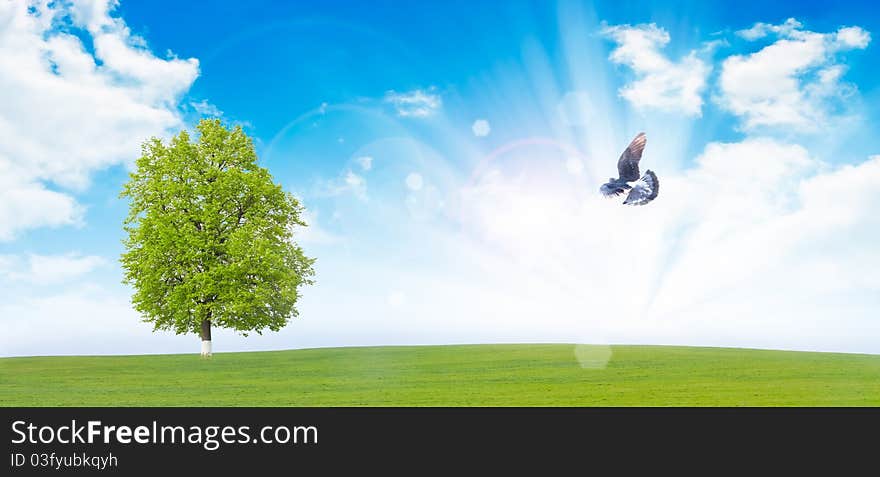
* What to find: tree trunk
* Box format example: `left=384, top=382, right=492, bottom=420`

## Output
left=199, top=315, right=212, bottom=357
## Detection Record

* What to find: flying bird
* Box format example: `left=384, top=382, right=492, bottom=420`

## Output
left=599, top=132, right=659, bottom=206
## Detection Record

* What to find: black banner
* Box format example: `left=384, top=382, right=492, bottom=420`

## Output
left=3, top=408, right=877, bottom=474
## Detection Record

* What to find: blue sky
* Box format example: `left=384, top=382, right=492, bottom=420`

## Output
left=1, top=0, right=878, bottom=356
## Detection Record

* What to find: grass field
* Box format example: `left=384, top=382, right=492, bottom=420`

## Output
left=1, top=344, right=878, bottom=406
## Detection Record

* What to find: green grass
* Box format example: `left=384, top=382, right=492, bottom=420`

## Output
left=1, top=344, right=878, bottom=406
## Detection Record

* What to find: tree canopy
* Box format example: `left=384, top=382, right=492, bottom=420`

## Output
left=120, top=119, right=315, bottom=339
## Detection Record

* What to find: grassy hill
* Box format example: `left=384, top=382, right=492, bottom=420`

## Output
left=1, top=344, right=878, bottom=406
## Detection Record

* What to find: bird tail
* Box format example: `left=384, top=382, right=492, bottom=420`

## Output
left=622, top=170, right=659, bottom=206
left=643, top=170, right=659, bottom=201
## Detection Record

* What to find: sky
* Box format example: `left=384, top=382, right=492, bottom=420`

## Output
left=1, top=0, right=879, bottom=356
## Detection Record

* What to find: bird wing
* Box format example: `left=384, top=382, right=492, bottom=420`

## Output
left=617, top=132, right=647, bottom=182
left=623, top=170, right=659, bottom=206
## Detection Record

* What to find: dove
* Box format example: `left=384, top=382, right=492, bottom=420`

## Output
left=599, top=132, right=659, bottom=206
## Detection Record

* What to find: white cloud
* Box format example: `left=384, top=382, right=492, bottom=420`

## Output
left=647, top=147, right=880, bottom=340
left=836, top=26, right=871, bottom=49
left=602, top=23, right=710, bottom=116
left=405, top=172, right=424, bottom=191
left=356, top=156, right=373, bottom=171
left=315, top=169, right=367, bottom=200
left=344, top=171, right=366, bottom=193
left=0, top=253, right=106, bottom=285
left=0, top=169, right=83, bottom=241
left=294, top=208, right=343, bottom=246
left=0, top=0, right=199, bottom=240
left=736, top=18, right=804, bottom=40
left=720, top=19, right=870, bottom=131
left=384, top=88, right=442, bottom=117
left=471, top=119, right=491, bottom=137
left=454, top=138, right=880, bottom=353
left=189, top=99, right=223, bottom=117
left=0, top=283, right=171, bottom=357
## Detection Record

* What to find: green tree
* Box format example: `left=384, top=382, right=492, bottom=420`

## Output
left=120, top=119, right=315, bottom=356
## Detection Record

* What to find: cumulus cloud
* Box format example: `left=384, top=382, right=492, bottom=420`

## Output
left=736, top=17, right=805, bottom=41
left=0, top=167, right=84, bottom=240
left=720, top=18, right=870, bottom=131
left=384, top=88, right=442, bottom=117
left=315, top=169, right=368, bottom=200
left=0, top=0, right=199, bottom=240
left=0, top=284, right=156, bottom=356
left=647, top=146, right=880, bottom=348
left=189, top=99, right=223, bottom=117
left=454, top=138, right=880, bottom=352
left=835, top=26, right=871, bottom=49
left=601, top=23, right=710, bottom=116
left=0, top=253, right=106, bottom=285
